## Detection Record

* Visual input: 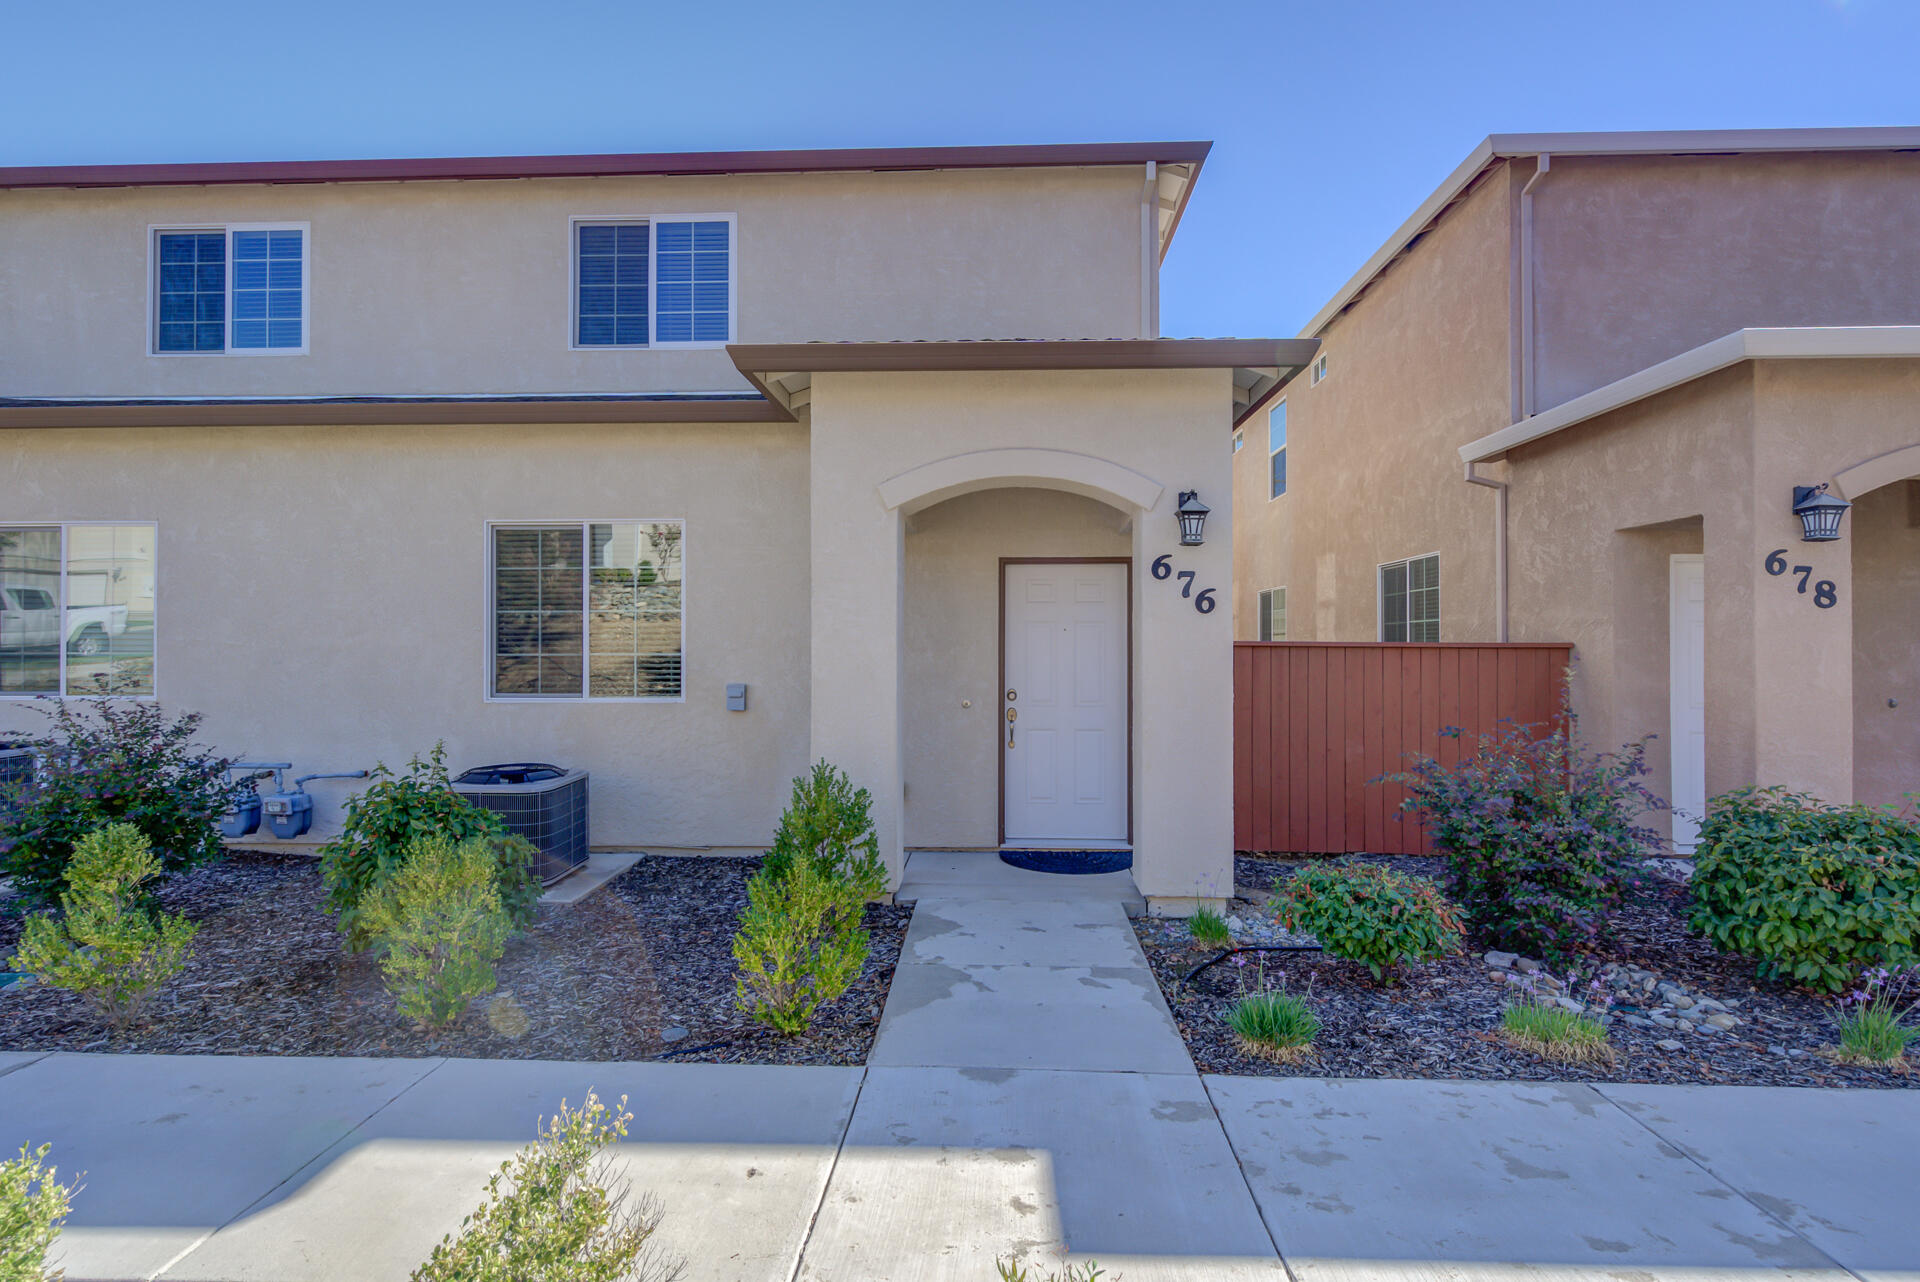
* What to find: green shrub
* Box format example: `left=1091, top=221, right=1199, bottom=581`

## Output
left=0, top=1142, right=78, bottom=1282
left=1499, top=998, right=1614, bottom=1066
left=412, top=1092, right=682, bottom=1282
left=1387, top=710, right=1659, bottom=963
left=320, top=745, right=538, bottom=952
left=759, top=760, right=887, bottom=898
left=1833, top=966, right=1918, bottom=1065
left=10, top=823, right=198, bottom=1033
left=1186, top=904, right=1231, bottom=948
left=1273, top=863, right=1462, bottom=982
left=733, top=856, right=872, bottom=1035
left=1688, top=788, right=1920, bottom=992
left=360, top=835, right=511, bottom=1030
left=0, top=698, right=240, bottom=910
left=1225, top=989, right=1320, bottom=1063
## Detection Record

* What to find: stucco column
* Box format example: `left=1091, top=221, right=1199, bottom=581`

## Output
left=1748, top=490, right=1854, bottom=803
left=1131, top=492, right=1235, bottom=912
left=808, top=415, right=907, bottom=887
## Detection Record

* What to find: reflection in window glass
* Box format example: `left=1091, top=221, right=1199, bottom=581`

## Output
left=492, top=522, right=683, bottom=700
left=1, top=528, right=62, bottom=694
left=1, top=525, right=156, bottom=696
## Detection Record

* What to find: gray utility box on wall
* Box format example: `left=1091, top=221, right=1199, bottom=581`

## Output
left=452, top=763, right=590, bottom=886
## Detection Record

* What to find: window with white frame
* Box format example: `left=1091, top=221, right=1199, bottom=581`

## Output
left=1258, top=586, right=1287, bottom=641
left=574, top=216, right=734, bottom=348
left=0, top=524, right=158, bottom=696
left=489, top=521, right=683, bottom=700
left=1310, top=353, right=1328, bottom=385
left=153, top=225, right=307, bottom=353
left=1268, top=400, right=1287, bottom=499
left=1231, top=430, right=1244, bottom=454
left=1380, top=554, right=1440, bottom=643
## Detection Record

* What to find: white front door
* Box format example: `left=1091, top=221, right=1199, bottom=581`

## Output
left=1003, top=561, right=1129, bottom=845
left=1669, top=554, right=1707, bottom=852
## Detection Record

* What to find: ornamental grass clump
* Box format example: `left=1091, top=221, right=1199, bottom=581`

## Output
left=1186, top=903, right=1232, bottom=948
left=1498, top=970, right=1615, bottom=1067
left=360, top=834, right=512, bottom=1030
left=1833, top=966, right=1918, bottom=1066
left=0, top=697, right=240, bottom=909
left=994, top=1259, right=1108, bottom=1282
left=10, top=823, right=198, bottom=1033
left=0, top=1142, right=79, bottom=1282
left=1689, top=788, right=1920, bottom=993
left=1225, top=988, right=1321, bottom=1064
left=1387, top=706, right=1660, bottom=964
left=411, top=1092, right=683, bottom=1282
left=1273, top=862, right=1462, bottom=982
left=733, top=761, right=885, bottom=1035
left=319, top=744, right=539, bottom=952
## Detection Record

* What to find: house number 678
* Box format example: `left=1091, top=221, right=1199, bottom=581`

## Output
left=1151, top=554, right=1217, bottom=614
left=1764, top=549, right=1838, bottom=609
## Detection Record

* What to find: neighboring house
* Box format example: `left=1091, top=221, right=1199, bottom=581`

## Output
left=0, top=142, right=1314, bottom=912
left=1233, top=127, right=1920, bottom=848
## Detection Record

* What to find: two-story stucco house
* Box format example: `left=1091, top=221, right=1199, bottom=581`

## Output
left=0, top=141, right=1315, bottom=911
left=1234, top=127, right=1920, bottom=849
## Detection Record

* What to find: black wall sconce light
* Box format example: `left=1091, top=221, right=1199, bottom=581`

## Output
left=1176, top=490, right=1210, bottom=546
left=1791, top=483, right=1852, bottom=542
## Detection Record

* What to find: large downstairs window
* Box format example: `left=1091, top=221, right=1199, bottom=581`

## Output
left=1379, top=554, right=1440, bottom=643
left=0, top=524, right=158, bottom=696
left=574, top=216, right=735, bottom=348
left=153, top=225, right=307, bottom=353
left=489, top=522, right=684, bottom=701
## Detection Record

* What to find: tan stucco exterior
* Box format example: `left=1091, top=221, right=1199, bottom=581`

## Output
left=0, top=166, right=1150, bottom=400
left=1236, top=139, right=1920, bottom=838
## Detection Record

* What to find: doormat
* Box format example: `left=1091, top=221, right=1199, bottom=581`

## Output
left=999, top=849, right=1133, bottom=875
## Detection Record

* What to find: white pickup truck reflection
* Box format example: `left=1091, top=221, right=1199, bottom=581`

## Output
left=0, top=583, right=128, bottom=656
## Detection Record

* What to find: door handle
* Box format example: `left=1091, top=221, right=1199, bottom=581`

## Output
left=1006, top=704, right=1016, bottom=749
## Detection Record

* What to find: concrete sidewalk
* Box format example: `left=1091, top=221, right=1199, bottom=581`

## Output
left=3, top=854, right=1914, bottom=1280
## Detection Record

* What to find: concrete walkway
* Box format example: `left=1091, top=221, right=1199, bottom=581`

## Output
left=2, top=853, right=1915, bottom=1280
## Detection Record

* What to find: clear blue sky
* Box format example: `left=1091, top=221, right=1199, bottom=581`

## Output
left=6, top=0, right=1916, bottom=338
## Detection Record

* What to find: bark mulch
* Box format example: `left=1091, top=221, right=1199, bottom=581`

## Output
left=0, top=851, right=908, bottom=1065
left=1134, top=852, right=1917, bottom=1089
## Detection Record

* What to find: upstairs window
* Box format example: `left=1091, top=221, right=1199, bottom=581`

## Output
left=1380, top=554, right=1440, bottom=643
left=1258, top=586, right=1287, bottom=641
left=1268, top=401, right=1288, bottom=499
left=154, top=225, right=307, bottom=354
left=1310, top=353, right=1329, bottom=385
left=574, top=216, right=734, bottom=348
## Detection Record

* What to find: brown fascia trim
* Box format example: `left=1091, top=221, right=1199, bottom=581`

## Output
left=0, top=141, right=1214, bottom=191
left=0, top=394, right=791, bottom=429
left=729, top=337, right=1318, bottom=375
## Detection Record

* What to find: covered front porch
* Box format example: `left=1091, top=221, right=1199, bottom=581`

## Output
left=730, top=339, right=1316, bottom=913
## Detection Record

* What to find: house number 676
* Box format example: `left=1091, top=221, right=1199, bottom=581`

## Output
left=1151, top=554, right=1217, bottom=614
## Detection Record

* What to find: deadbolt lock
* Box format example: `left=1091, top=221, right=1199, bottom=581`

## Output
left=1006, top=688, right=1017, bottom=701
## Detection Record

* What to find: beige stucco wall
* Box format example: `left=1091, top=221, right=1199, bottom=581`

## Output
left=807, top=368, right=1236, bottom=905
left=0, top=165, right=1149, bottom=399
left=1505, top=359, right=1920, bottom=823
left=0, top=420, right=813, bottom=848
left=1851, top=479, right=1920, bottom=810
left=1232, top=163, right=1515, bottom=643
left=901, top=489, right=1129, bottom=848
left=1531, top=151, right=1920, bottom=411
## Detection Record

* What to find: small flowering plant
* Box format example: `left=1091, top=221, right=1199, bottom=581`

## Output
left=1385, top=698, right=1661, bottom=964
left=1834, top=966, right=1919, bottom=1066
left=1498, top=965, right=1615, bottom=1066
left=1223, top=957, right=1320, bottom=1064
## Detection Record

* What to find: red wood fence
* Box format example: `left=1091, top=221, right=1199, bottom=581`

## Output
left=1234, top=642, right=1573, bottom=855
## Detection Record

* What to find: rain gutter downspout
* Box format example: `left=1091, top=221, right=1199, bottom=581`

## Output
left=1464, top=460, right=1510, bottom=642
left=1140, top=161, right=1159, bottom=337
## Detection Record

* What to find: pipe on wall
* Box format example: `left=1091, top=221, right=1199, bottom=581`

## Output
left=1464, top=460, right=1511, bottom=642
left=1518, top=154, right=1552, bottom=418
left=1140, top=161, right=1159, bottom=338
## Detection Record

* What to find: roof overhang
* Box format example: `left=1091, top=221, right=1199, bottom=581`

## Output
left=1304, top=127, right=1920, bottom=339
left=0, top=392, right=784, bottom=429
left=1460, top=325, right=1920, bottom=463
left=726, top=338, right=1319, bottom=425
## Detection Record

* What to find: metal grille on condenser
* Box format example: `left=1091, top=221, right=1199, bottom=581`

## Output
left=998, top=849, right=1133, bottom=875
left=454, top=772, right=590, bottom=885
